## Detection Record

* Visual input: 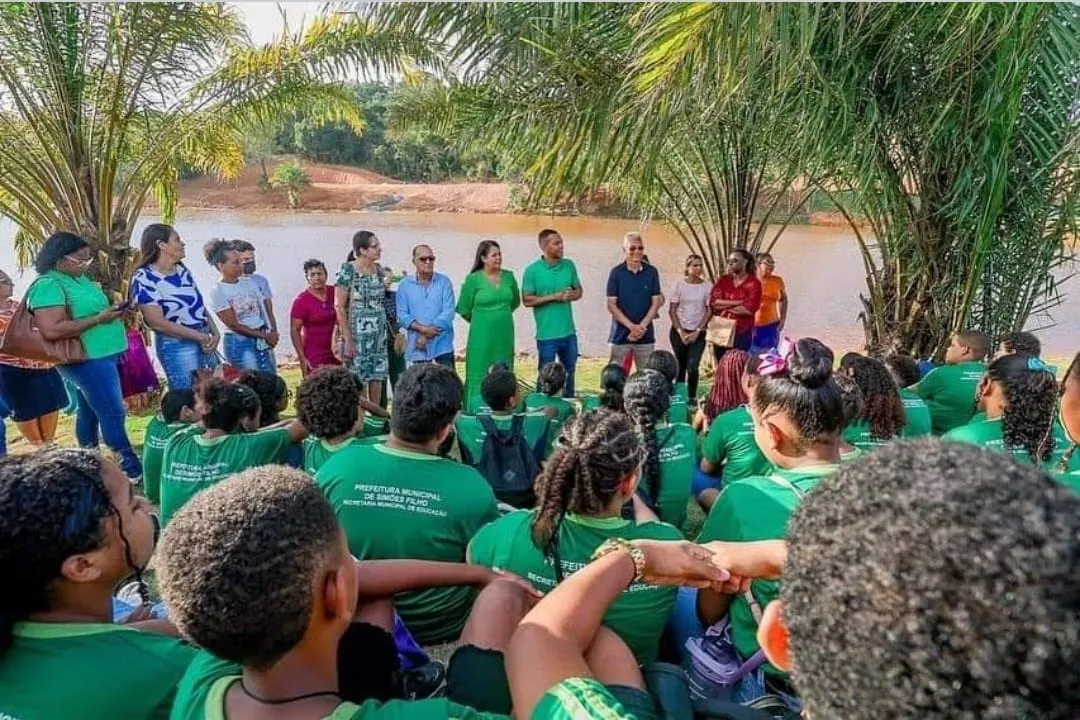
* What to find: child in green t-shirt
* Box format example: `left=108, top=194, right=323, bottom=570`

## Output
left=643, top=349, right=691, bottom=425
left=623, top=370, right=696, bottom=528
left=944, top=353, right=1063, bottom=469
left=578, top=363, right=627, bottom=413
left=833, top=374, right=866, bottom=464
left=455, top=366, right=552, bottom=469
left=296, top=366, right=385, bottom=475
left=842, top=357, right=906, bottom=452
left=883, top=353, right=933, bottom=438
left=524, top=361, right=576, bottom=444
left=695, top=338, right=844, bottom=685
left=141, top=389, right=198, bottom=505
left=915, top=330, right=990, bottom=434
left=159, top=379, right=307, bottom=526
left=469, top=408, right=683, bottom=666
left=0, top=449, right=195, bottom=719
left=159, top=462, right=535, bottom=718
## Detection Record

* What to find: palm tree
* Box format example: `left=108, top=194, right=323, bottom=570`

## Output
left=0, top=2, right=435, bottom=295
left=368, top=2, right=1080, bottom=357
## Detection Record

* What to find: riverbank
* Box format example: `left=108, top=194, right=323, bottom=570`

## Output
left=161, top=157, right=851, bottom=224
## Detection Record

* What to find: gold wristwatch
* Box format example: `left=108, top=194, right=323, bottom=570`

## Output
left=591, top=538, right=646, bottom=584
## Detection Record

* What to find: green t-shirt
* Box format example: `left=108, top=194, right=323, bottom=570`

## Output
left=1057, top=469, right=1080, bottom=493
left=303, top=435, right=383, bottom=475
left=839, top=445, right=864, bottom=464
left=171, top=650, right=497, bottom=720
left=531, top=678, right=635, bottom=720
left=899, top=387, right=933, bottom=438
left=524, top=393, right=575, bottom=450
left=943, top=417, right=1072, bottom=471
left=700, top=406, right=771, bottom=484
left=970, top=410, right=988, bottom=424
left=697, top=465, right=838, bottom=674
left=26, top=270, right=128, bottom=359
left=579, top=395, right=601, bottom=413
left=0, top=622, right=195, bottom=720
left=142, top=417, right=195, bottom=505
left=455, top=411, right=553, bottom=466
left=841, top=421, right=899, bottom=453
left=362, top=414, right=390, bottom=438
left=521, top=257, right=580, bottom=341
left=648, top=423, right=696, bottom=528
left=160, top=427, right=292, bottom=526
left=469, top=510, right=682, bottom=664
left=915, top=361, right=986, bottom=434
left=315, top=443, right=499, bottom=644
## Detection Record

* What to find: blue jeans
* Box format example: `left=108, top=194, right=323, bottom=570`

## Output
left=58, top=355, right=142, bottom=479
left=224, top=333, right=275, bottom=373
left=536, top=334, right=579, bottom=397
left=154, top=331, right=218, bottom=390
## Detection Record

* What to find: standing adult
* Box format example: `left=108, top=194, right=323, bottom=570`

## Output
left=289, top=259, right=340, bottom=376
left=605, top=232, right=663, bottom=371
left=522, top=228, right=582, bottom=397
left=708, top=248, right=762, bottom=363
left=752, top=252, right=787, bottom=352
left=396, top=244, right=456, bottom=369
left=667, top=253, right=711, bottom=402
left=131, top=224, right=219, bottom=390
left=457, top=240, right=520, bottom=412
left=0, top=269, right=68, bottom=446
left=335, top=230, right=390, bottom=405
left=231, top=240, right=276, bottom=367
left=205, top=239, right=276, bottom=373
left=25, top=232, right=142, bottom=480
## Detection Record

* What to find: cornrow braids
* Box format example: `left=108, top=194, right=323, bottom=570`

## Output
left=704, top=349, right=749, bottom=421
left=0, top=449, right=147, bottom=654
left=850, top=357, right=905, bottom=441
left=987, top=354, right=1058, bottom=463
left=530, top=410, right=642, bottom=582
left=623, top=370, right=673, bottom=509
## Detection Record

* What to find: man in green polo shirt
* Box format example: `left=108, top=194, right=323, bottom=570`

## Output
left=315, top=364, right=498, bottom=644
left=522, top=229, right=583, bottom=397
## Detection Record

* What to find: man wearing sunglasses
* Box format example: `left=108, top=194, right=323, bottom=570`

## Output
left=606, top=232, right=663, bottom=371
left=395, top=244, right=456, bottom=370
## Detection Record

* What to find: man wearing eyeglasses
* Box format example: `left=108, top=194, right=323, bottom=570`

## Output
left=395, top=244, right=456, bottom=370
left=606, top=231, right=663, bottom=370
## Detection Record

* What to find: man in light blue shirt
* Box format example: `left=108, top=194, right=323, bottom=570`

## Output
left=396, top=244, right=456, bottom=369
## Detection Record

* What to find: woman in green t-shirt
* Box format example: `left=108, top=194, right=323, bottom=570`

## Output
left=944, top=353, right=1060, bottom=468
left=843, top=357, right=906, bottom=452
left=159, top=379, right=307, bottom=525
left=624, top=370, right=696, bottom=528
left=525, top=361, right=576, bottom=431
left=469, top=410, right=683, bottom=665
left=26, top=232, right=142, bottom=479
left=0, top=449, right=195, bottom=719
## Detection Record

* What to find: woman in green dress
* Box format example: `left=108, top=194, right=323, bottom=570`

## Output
left=457, top=240, right=520, bottom=411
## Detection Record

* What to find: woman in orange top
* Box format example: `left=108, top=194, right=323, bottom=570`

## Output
left=752, top=252, right=788, bottom=352
left=0, top=269, right=69, bottom=446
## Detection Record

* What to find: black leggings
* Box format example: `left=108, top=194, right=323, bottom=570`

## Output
left=669, top=328, right=706, bottom=401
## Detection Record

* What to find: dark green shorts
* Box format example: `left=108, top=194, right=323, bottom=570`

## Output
left=446, top=645, right=658, bottom=719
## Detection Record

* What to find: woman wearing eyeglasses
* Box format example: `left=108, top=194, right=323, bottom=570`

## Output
left=289, top=258, right=340, bottom=377
left=24, top=232, right=142, bottom=481
left=708, top=249, right=762, bottom=365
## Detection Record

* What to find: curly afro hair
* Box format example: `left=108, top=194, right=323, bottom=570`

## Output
left=157, top=466, right=342, bottom=670
left=783, top=440, right=1080, bottom=719
left=236, top=371, right=287, bottom=426
left=296, top=367, right=362, bottom=440
left=849, top=357, right=905, bottom=441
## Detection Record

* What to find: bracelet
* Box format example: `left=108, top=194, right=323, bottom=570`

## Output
left=591, top=538, right=646, bottom=584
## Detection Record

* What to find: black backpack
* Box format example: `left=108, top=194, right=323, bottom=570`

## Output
left=476, top=414, right=540, bottom=509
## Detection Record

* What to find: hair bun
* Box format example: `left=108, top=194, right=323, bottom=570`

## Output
left=786, top=338, right=835, bottom=389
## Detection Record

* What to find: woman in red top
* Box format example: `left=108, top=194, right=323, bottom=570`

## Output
left=708, top=249, right=762, bottom=364
left=289, top=259, right=340, bottom=376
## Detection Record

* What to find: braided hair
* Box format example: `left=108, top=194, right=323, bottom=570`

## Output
left=530, top=410, right=643, bottom=582
left=704, top=349, right=749, bottom=421
left=0, top=449, right=150, bottom=654
left=623, top=370, right=673, bottom=508
left=986, top=354, right=1058, bottom=463
left=850, top=357, right=906, bottom=441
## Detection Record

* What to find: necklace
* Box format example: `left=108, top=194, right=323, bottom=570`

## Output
left=239, top=680, right=340, bottom=706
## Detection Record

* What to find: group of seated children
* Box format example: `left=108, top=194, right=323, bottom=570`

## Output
left=1, top=328, right=1079, bottom=720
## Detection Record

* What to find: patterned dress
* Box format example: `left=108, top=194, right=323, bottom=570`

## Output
left=336, top=262, right=388, bottom=382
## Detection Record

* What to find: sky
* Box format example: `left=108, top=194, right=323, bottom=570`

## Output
left=234, top=2, right=327, bottom=44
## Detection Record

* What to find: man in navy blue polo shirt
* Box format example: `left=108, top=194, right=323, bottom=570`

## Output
left=605, top=231, right=663, bottom=370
